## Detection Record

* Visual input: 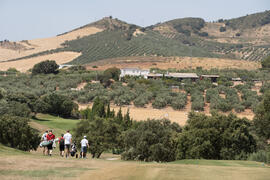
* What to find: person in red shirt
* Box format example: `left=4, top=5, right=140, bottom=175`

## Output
left=46, top=130, right=55, bottom=156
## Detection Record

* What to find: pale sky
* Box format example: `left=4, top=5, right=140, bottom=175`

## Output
left=0, top=0, right=269, bottom=41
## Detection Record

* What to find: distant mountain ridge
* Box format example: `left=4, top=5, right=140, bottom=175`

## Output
left=1, top=10, right=270, bottom=65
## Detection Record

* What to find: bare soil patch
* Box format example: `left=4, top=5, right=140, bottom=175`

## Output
left=79, top=100, right=254, bottom=126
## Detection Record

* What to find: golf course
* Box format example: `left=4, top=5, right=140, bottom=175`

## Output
left=1, top=114, right=269, bottom=180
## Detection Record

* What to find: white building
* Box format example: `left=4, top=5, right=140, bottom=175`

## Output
left=120, top=68, right=150, bottom=79
left=59, top=64, right=73, bottom=69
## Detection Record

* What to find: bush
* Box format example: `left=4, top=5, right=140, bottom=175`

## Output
left=134, top=96, right=148, bottom=107
left=248, top=150, right=270, bottom=164
left=190, top=90, right=205, bottom=111
left=152, top=97, right=167, bottom=109
left=234, top=104, right=245, bottom=113
left=206, top=88, right=219, bottom=103
left=68, top=65, right=86, bottom=71
left=171, top=93, right=187, bottom=110
left=0, top=115, right=40, bottom=151
left=191, top=100, right=205, bottom=111
left=32, top=60, right=59, bottom=75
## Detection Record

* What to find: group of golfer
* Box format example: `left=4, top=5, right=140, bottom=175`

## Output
left=41, top=130, right=89, bottom=159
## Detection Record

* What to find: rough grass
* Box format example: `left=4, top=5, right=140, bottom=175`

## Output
left=0, top=144, right=29, bottom=156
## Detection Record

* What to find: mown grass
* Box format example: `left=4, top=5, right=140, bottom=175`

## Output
left=170, top=159, right=268, bottom=168
left=32, top=114, right=79, bottom=136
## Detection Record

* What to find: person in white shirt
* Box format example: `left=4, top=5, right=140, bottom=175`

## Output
left=80, top=136, right=89, bottom=159
left=63, top=130, right=72, bottom=158
left=41, top=130, right=48, bottom=155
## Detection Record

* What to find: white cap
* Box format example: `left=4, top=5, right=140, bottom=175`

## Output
left=84, top=135, right=87, bottom=138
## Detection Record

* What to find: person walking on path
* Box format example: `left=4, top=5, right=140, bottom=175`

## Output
left=41, top=130, right=48, bottom=155
left=46, top=130, right=55, bottom=156
left=63, top=130, right=72, bottom=158
left=58, top=134, right=65, bottom=157
left=80, top=136, right=89, bottom=159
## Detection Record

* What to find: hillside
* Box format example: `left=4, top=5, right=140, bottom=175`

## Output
left=1, top=11, right=270, bottom=71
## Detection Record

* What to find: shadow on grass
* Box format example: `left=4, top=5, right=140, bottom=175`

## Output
left=32, top=116, right=50, bottom=122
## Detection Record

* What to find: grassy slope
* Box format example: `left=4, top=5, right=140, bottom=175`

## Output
left=32, top=114, right=79, bottom=136
left=0, top=143, right=29, bottom=156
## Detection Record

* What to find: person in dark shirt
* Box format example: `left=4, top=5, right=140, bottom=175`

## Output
left=58, top=134, right=65, bottom=157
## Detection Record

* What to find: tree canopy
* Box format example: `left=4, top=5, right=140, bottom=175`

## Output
left=32, top=60, right=59, bottom=75
left=0, top=115, right=40, bottom=151
left=177, top=112, right=256, bottom=160
left=254, top=90, right=270, bottom=139
left=261, top=55, right=270, bottom=69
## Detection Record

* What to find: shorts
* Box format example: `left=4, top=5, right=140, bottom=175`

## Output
left=59, top=145, right=65, bottom=151
left=65, top=144, right=71, bottom=151
left=47, top=144, right=53, bottom=150
left=81, top=146, right=87, bottom=153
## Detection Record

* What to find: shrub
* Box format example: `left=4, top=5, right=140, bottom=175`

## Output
left=152, top=97, right=167, bottom=109
left=68, top=65, right=86, bottom=71
left=234, top=104, right=245, bottom=113
left=171, top=93, right=187, bottom=110
left=0, top=115, right=40, bottom=151
left=248, top=150, right=270, bottom=164
left=206, top=88, right=219, bottom=103
left=134, top=95, right=148, bottom=107
left=190, top=90, right=205, bottom=111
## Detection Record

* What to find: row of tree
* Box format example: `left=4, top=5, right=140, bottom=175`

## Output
left=72, top=95, right=270, bottom=162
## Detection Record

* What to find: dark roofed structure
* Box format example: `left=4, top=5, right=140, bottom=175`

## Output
left=200, top=75, right=220, bottom=82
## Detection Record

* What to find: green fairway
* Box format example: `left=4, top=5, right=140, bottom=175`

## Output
left=171, top=159, right=267, bottom=167
left=32, top=114, right=79, bottom=136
